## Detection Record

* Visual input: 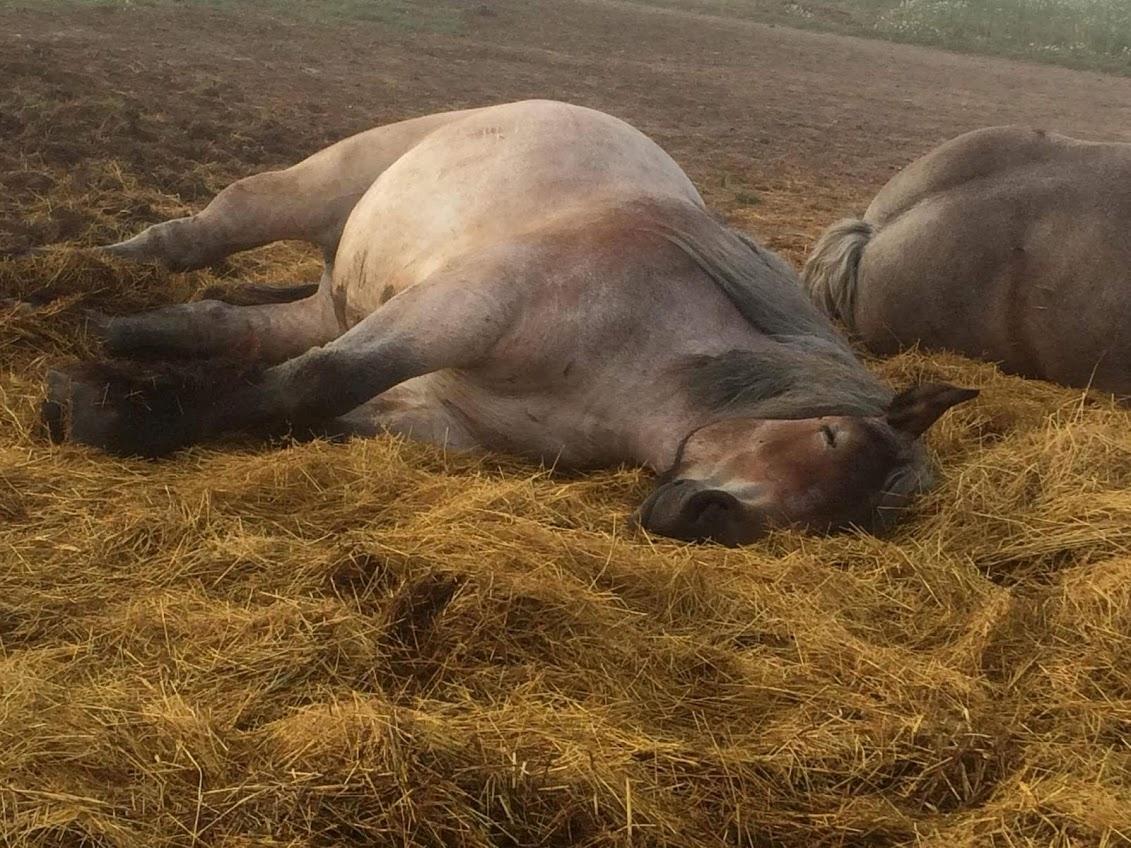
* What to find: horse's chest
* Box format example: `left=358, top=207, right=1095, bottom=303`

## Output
left=428, top=371, right=631, bottom=467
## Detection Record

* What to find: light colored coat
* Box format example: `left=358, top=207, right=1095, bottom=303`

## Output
left=45, top=100, right=975, bottom=544
left=805, top=125, right=1131, bottom=398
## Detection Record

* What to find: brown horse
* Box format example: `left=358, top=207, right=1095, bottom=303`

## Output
left=804, top=125, right=1131, bottom=399
left=43, top=100, right=976, bottom=545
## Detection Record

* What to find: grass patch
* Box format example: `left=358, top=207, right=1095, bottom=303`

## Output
left=874, top=0, right=1131, bottom=68
left=633, top=0, right=1131, bottom=75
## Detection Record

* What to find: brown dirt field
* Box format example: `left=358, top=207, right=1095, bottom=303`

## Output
left=2, top=2, right=1131, bottom=846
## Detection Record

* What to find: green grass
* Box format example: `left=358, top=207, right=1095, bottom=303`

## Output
left=633, top=0, right=1131, bottom=75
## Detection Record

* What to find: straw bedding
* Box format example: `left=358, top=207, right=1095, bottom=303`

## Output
left=3, top=13, right=1131, bottom=848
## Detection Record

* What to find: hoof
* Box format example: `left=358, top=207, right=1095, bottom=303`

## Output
left=96, top=236, right=152, bottom=264
left=42, top=363, right=187, bottom=457
left=41, top=360, right=261, bottom=458
left=13, top=246, right=57, bottom=260
left=97, top=218, right=204, bottom=272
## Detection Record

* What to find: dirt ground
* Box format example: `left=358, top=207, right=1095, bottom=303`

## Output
left=7, top=0, right=1131, bottom=261
left=2, top=1, right=1131, bottom=847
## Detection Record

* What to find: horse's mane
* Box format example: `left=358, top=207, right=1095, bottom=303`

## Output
left=676, top=347, right=891, bottom=420
left=639, top=199, right=893, bottom=419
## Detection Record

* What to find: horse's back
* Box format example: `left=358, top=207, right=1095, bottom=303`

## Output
left=863, top=126, right=1096, bottom=226
left=330, top=100, right=704, bottom=323
left=857, top=130, right=1131, bottom=395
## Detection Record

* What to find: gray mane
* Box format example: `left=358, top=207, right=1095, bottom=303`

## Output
left=677, top=346, right=892, bottom=419
left=644, top=201, right=893, bottom=419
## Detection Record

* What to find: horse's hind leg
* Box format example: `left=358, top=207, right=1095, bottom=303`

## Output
left=96, top=270, right=342, bottom=363
left=101, top=168, right=348, bottom=271
left=100, top=109, right=475, bottom=271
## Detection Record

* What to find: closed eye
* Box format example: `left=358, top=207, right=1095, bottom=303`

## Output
left=821, top=424, right=837, bottom=447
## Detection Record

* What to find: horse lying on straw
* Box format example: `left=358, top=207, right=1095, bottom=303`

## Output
left=804, top=125, right=1131, bottom=399
left=43, top=100, right=976, bottom=546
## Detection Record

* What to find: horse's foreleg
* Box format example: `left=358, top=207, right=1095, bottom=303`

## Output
left=222, top=275, right=517, bottom=436
left=44, top=266, right=522, bottom=456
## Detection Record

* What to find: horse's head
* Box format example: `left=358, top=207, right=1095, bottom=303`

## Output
left=636, top=383, right=978, bottom=546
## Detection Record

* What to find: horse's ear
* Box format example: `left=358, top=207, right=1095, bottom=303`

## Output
left=887, top=383, right=979, bottom=439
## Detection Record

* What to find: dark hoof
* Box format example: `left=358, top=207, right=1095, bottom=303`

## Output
left=41, top=387, right=67, bottom=444
left=42, top=363, right=186, bottom=457
left=41, top=360, right=261, bottom=458
left=17, top=246, right=56, bottom=260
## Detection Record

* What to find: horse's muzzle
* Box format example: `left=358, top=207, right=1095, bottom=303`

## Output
left=634, top=479, right=764, bottom=547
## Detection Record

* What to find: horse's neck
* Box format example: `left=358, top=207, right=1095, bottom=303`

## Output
left=678, top=339, right=891, bottom=421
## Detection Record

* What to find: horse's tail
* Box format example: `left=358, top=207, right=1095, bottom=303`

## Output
left=801, top=218, right=872, bottom=333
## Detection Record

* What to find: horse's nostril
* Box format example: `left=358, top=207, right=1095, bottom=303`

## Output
left=684, top=489, right=740, bottom=524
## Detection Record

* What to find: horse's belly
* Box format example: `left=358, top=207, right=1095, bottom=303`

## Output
left=330, top=100, right=701, bottom=324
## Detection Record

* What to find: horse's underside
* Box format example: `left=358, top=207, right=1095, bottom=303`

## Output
left=804, top=125, right=1131, bottom=398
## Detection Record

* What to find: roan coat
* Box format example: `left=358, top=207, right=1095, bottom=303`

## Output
left=44, top=100, right=977, bottom=545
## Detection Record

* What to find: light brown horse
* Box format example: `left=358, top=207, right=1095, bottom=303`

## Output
left=804, top=125, right=1131, bottom=398
left=43, top=100, right=976, bottom=545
